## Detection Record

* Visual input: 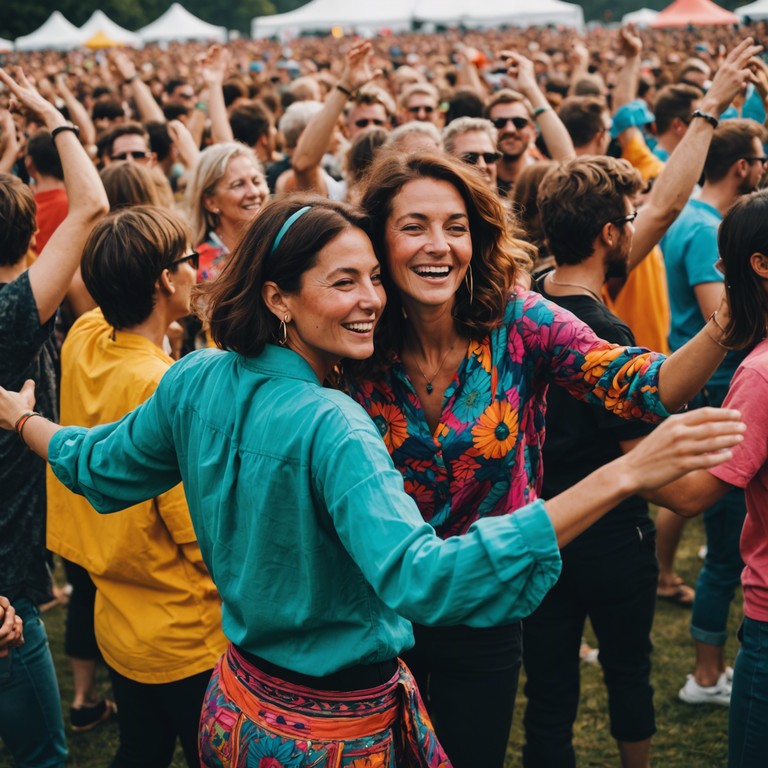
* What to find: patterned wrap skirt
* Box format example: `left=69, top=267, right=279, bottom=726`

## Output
left=199, top=644, right=452, bottom=768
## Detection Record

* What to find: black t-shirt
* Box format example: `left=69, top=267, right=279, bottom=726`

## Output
left=0, top=272, right=58, bottom=602
left=536, top=276, right=655, bottom=558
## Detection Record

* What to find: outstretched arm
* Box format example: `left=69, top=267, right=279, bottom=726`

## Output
left=0, top=109, right=19, bottom=174
left=292, top=41, right=380, bottom=191
left=198, top=45, right=234, bottom=145
left=629, top=37, right=761, bottom=270
left=612, top=25, right=642, bottom=112
left=109, top=50, right=165, bottom=125
left=500, top=50, right=575, bottom=161
left=54, top=73, right=96, bottom=148
left=0, top=67, right=109, bottom=324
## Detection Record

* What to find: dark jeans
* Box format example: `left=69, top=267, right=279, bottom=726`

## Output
left=108, top=666, right=214, bottom=768
left=522, top=526, right=659, bottom=768
left=0, top=599, right=67, bottom=768
left=401, top=621, right=522, bottom=768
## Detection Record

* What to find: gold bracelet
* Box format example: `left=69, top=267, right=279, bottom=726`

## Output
left=707, top=310, right=729, bottom=349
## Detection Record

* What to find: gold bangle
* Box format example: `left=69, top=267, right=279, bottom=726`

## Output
left=707, top=310, right=729, bottom=349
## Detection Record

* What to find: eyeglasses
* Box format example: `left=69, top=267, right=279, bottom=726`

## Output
left=111, top=150, right=150, bottom=162
left=167, top=250, right=200, bottom=271
left=354, top=118, right=386, bottom=128
left=461, top=151, right=502, bottom=166
left=407, top=105, right=435, bottom=114
left=610, top=210, right=639, bottom=226
left=742, top=156, right=768, bottom=166
left=490, top=116, right=531, bottom=131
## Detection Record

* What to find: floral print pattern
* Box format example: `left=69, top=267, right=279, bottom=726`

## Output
left=348, top=289, right=668, bottom=538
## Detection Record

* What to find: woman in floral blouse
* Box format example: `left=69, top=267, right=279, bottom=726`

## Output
left=348, top=152, right=733, bottom=768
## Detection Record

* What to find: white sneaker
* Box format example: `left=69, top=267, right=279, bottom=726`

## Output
left=679, top=673, right=731, bottom=706
left=725, top=666, right=734, bottom=684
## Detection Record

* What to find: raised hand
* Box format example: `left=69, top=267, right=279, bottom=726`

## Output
left=702, top=37, right=763, bottom=117
left=339, top=41, right=381, bottom=93
left=618, top=24, right=642, bottom=59
left=498, top=50, right=538, bottom=96
left=0, top=67, right=63, bottom=127
left=198, top=44, right=231, bottom=87
left=0, top=379, right=36, bottom=432
left=108, top=49, right=138, bottom=84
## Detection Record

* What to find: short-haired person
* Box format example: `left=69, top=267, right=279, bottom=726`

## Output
left=345, top=86, right=394, bottom=139
left=442, top=117, right=500, bottom=187
left=0, top=68, right=108, bottom=768
left=345, top=150, right=738, bottom=768
left=0, top=194, right=744, bottom=768
left=399, top=82, right=440, bottom=126
left=228, top=100, right=276, bottom=166
left=558, top=95, right=613, bottom=155
left=46, top=206, right=226, bottom=768
left=661, top=117, right=766, bottom=707
left=653, top=83, right=702, bottom=161
left=101, top=122, right=156, bottom=166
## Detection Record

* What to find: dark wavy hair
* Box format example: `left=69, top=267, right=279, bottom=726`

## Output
left=199, top=195, right=372, bottom=356
left=356, top=151, right=533, bottom=367
left=718, top=189, right=768, bottom=350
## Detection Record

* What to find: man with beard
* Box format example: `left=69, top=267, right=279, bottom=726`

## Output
left=661, top=118, right=765, bottom=710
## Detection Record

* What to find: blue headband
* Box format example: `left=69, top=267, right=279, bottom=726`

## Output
left=270, top=206, right=312, bottom=257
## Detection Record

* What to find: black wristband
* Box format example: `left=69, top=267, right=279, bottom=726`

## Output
left=335, top=83, right=353, bottom=98
left=691, top=109, right=719, bottom=129
left=125, top=74, right=138, bottom=84
left=50, top=123, right=80, bottom=141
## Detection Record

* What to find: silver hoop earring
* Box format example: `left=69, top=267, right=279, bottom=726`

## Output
left=464, top=263, right=474, bottom=304
left=277, top=315, right=289, bottom=346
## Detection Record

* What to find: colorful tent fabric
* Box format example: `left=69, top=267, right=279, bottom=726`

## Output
left=79, top=10, right=140, bottom=47
left=650, top=0, right=739, bottom=27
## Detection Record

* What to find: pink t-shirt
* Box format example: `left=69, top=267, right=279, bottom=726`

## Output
left=710, top=336, right=768, bottom=622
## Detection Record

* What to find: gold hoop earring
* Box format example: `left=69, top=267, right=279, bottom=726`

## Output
left=277, top=315, right=289, bottom=346
left=464, top=263, right=474, bottom=304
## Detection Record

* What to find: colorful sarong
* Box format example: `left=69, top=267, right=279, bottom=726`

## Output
left=199, top=645, right=452, bottom=767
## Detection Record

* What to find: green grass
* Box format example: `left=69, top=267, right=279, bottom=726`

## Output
left=0, top=513, right=739, bottom=767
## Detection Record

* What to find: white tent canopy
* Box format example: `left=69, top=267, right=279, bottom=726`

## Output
left=622, top=7, right=661, bottom=25
left=138, top=3, right=226, bottom=44
left=79, top=10, right=141, bottom=46
left=252, top=0, right=414, bottom=37
left=0, top=37, right=13, bottom=51
left=15, top=11, right=85, bottom=52
left=737, top=0, right=768, bottom=19
left=414, top=0, right=584, bottom=28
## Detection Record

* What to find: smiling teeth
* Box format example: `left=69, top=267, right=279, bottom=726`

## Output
left=414, top=266, right=450, bottom=276
left=344, top=322, right=374, bottom=332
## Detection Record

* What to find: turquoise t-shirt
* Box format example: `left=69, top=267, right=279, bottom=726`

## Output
left=49, top=345, right=561, bottom=676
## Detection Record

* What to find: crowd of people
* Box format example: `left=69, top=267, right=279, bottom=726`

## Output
left=1, top=18, right=768, bottom=768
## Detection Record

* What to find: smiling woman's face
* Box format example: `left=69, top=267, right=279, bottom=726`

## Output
left=384, top=178, right=472, bottom=313
left=205, top=155, right=269, bottom=229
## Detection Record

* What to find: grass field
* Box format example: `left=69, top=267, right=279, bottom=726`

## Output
left=0, top=512, right=740, bottom=768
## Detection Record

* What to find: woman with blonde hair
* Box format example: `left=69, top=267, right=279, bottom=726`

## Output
left=184, top=142, right=268, bottom=283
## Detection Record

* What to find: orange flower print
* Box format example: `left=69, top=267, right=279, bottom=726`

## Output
left=369, top=402, right=409, bottom=452
left=350, top=754, right=388, bottom=768
left=471, top=401, right=519, bottom=460
left=580, top=346, right=624, bottom=386
left=470, top=338, right=493, bottom=372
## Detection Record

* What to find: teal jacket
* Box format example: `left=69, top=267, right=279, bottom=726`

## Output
left=49, top=345, right=561, bottom=676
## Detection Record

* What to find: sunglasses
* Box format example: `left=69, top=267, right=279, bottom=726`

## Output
left=610, top=210, right=639, bottom=226
left=407, top=105, right=435, bottom=114
left=111, top=150, right=150, bottom=161
left=354, top=118, right=386, bottom=128
left=491, top=116, right=530, bottom=131
left=167, top=250, right=200, bottom=271
left=462, top=151, right=502, bottom=166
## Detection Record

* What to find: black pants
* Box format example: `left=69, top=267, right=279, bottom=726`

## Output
left=108, top=666, right=214, bottom=768
left=401, top=621, right=522, bottom=768
left=63, top=559, right=100, bottom=660
left=522, top=526, right=659, bottom=768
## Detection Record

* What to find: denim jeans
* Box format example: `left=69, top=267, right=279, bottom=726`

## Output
left=690, top=384, right=747, bottom=647
left=729, top=617, right=768, bottom=767
left=0, top=599, right=67, bottom=767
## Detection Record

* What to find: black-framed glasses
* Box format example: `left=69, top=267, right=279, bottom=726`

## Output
left=112, top=150, right=150, bottom=162
left=461, top=151, right=502, bottom=166
left=407, top=104, right=435, bottom=114
left=167, top=250, right=199, bottom=271
left=354, top=118, right=386, bottom=128
left=610, top=210, right=639, bottom=226
left=742, top=155, right=768, bottom=166
left=491, top=116, right=530, bottom=131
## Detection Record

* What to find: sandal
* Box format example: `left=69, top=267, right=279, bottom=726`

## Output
left=657, top=580, right=695, bottom=608
left=70, top=699, right=117, bottom=732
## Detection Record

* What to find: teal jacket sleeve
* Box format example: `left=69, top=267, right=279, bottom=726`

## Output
left=48, top=371, right=181, bottom=512
left=317, top=416, right=562, bottom=627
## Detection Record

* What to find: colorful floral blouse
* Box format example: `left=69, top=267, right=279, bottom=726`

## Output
left=348, top=288, right=669, bottom=539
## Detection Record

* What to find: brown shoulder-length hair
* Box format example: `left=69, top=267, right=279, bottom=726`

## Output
left=718, top=189, right=768, bottom=351
left=199, top=195, right=372, bottom=357
left=357, top=150, right=533, bottom=362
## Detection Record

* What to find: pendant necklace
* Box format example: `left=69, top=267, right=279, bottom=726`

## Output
left=548, top=270, right=604, bottom=304
left=411, top=344, right=454, bottom=395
